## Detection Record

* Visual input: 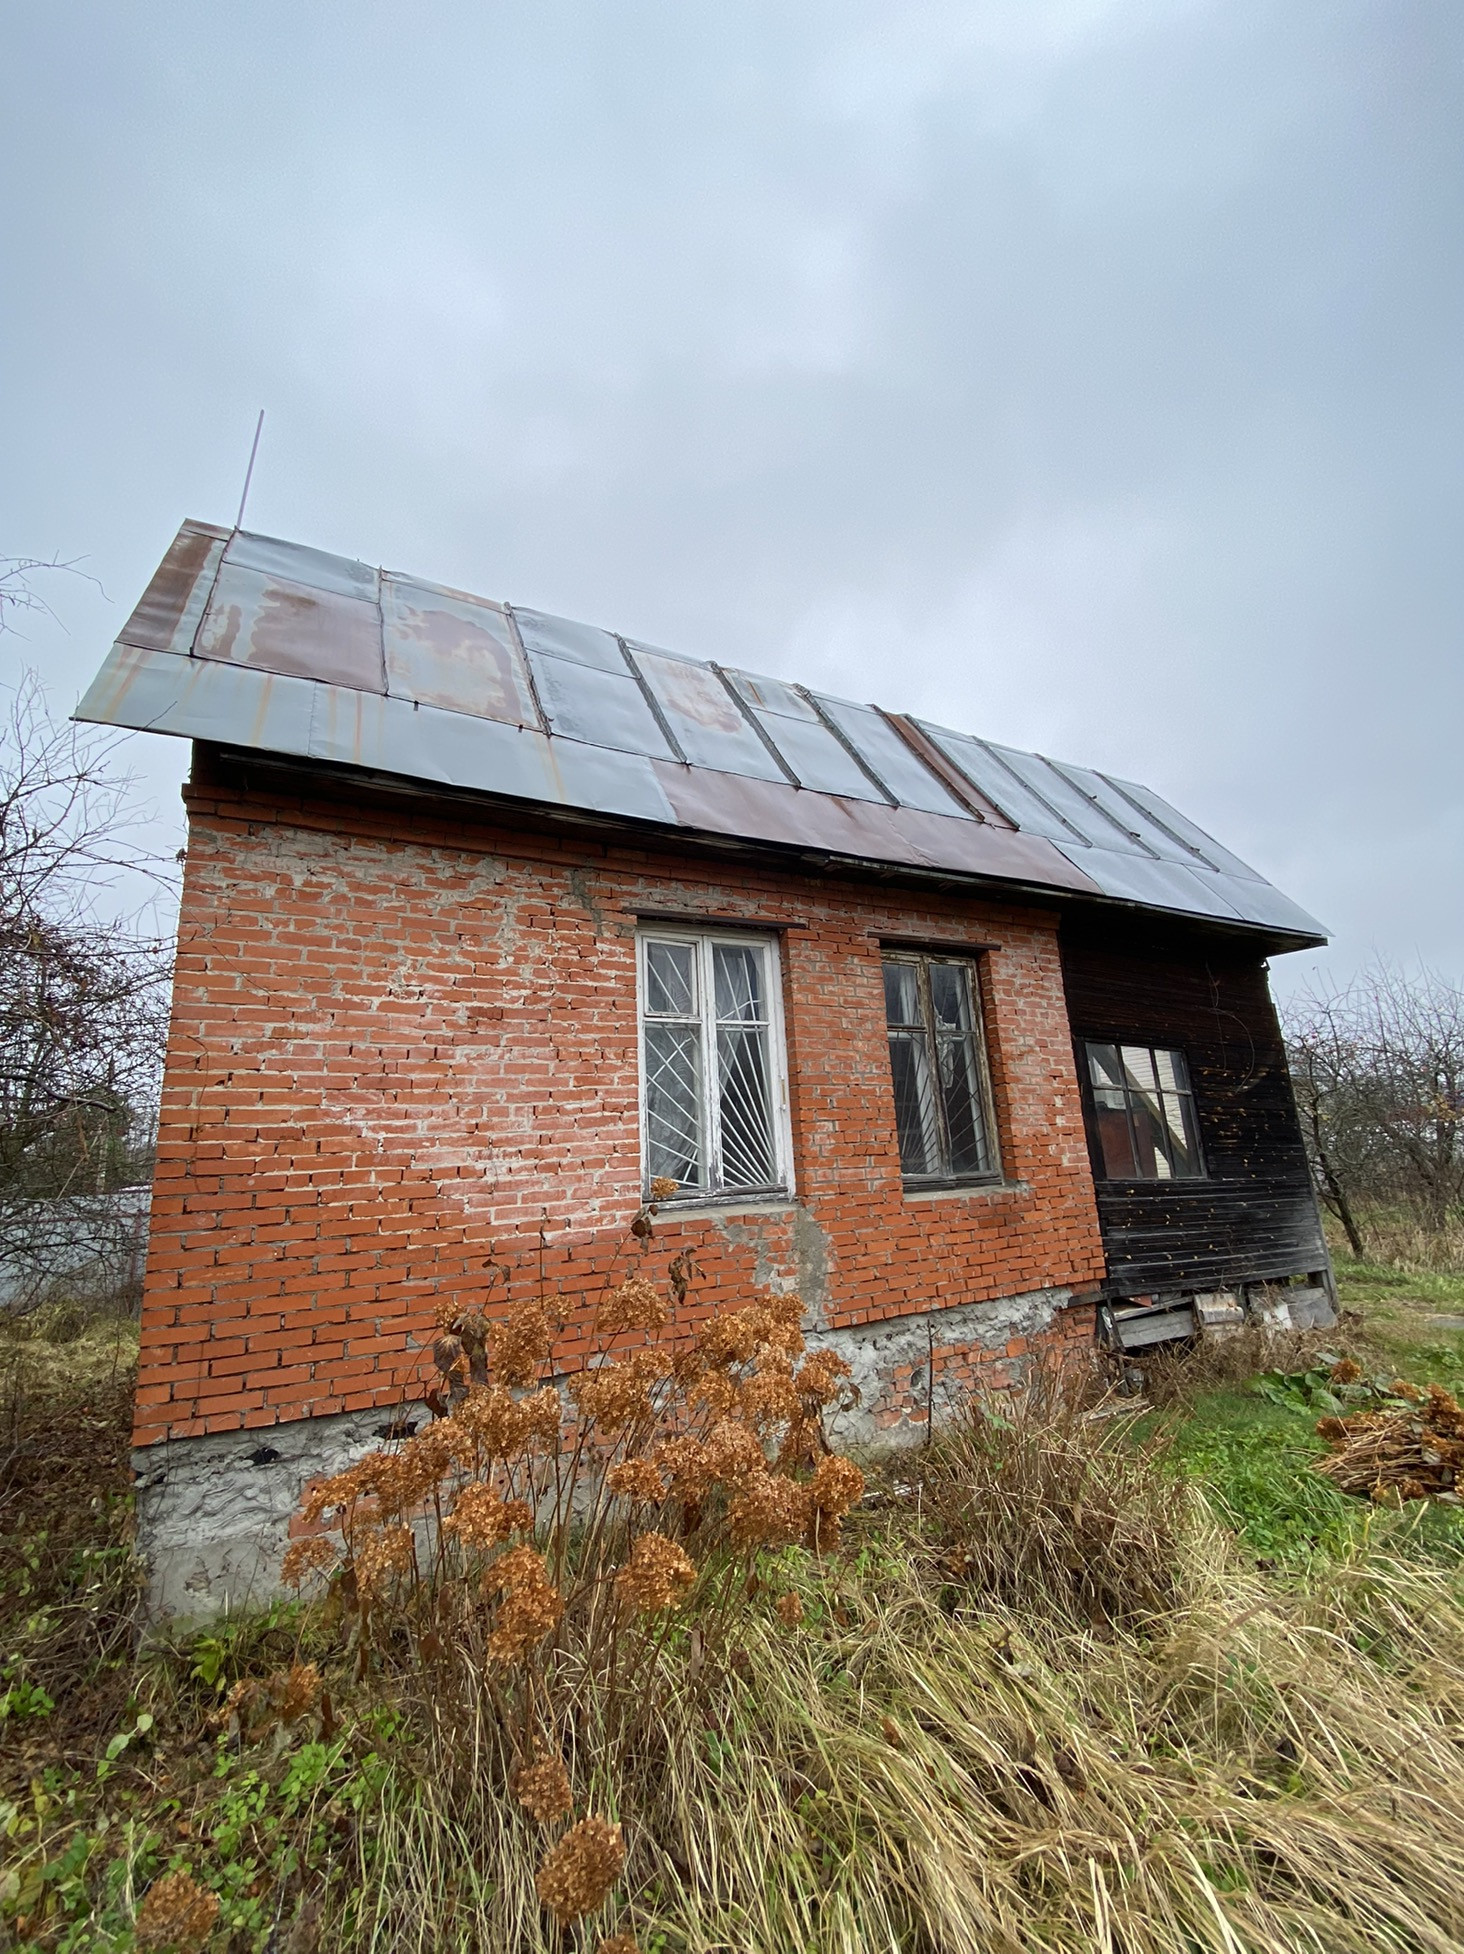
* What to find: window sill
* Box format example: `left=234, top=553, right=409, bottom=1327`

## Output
left=1096, top=1177, right=1209, bottom=1189
left=654, top=1194, right=798, bottom=1222
left=903, top=1180, right=1030, bottom=1204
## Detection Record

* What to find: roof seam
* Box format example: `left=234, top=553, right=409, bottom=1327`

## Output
left=933, top=728, right=1091, bottom=844
left=1038, top=754, right=1160, bottom=857
left=795, top=686, right=900, bottom=807
left=708, top=661, right=802, bottom=787
left=1094, top=771, right=1223, bottom=873
left=618, top=639, right=689, bottom=765
left=500, top=605, right=552, bottom=737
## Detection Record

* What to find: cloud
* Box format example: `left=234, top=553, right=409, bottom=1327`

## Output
left=1, top=0, right=1460, bottom=980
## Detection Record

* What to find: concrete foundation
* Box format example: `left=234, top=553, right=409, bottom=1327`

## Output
left=132, top=1405, right=420, bottom=1620
left=134, top=1284, right=1085, bottom=1620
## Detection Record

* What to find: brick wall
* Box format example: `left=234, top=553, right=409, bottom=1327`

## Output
left=135, top=761, right=1107, bottom=1448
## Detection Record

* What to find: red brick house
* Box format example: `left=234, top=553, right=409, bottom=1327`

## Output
left=79, top=522, right=1331, bottom=1613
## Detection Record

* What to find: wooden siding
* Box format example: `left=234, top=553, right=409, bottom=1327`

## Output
left=1060, top=923, right=1328, bottom=1297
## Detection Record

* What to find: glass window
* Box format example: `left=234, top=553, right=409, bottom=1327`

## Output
left=1085, top=1042, right=1204, bottom=1181
left=881, top=955, right=999, bottom=1185
left=638, top=932, right=791, bottom=1199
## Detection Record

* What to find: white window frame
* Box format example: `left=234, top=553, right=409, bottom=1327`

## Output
left=635, top=928, right=794, bottom=1203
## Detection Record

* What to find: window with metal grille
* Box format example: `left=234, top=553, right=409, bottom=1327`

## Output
left=1084, top=1042, right=1205, bottom=1181
left=881, top=954, right=1000, bottom=1185
left=637, top=931, right=792, bottom=1201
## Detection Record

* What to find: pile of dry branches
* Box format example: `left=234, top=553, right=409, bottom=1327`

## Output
left=1315, top=1378, right=1464, bottom=1504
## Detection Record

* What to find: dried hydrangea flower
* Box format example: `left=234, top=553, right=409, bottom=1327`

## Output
left=268, top=1661, right=323, bottom=1724
left=352, top=1521, right=415, bottom=1597
left=809, top=1454, right=865, bottom=1518
left=363, top=1444, right=441, bottom=1518
left=795, top=1347, right=852, bottom=1409
left=693, top=1370, right=742, bottom=1419
left=300, top=1458, right=372, bottom=1528
left=597, top=1275, right=668, bottom=1335
left=490, top=1300, right=555, bottom=1388
left=740, top=1364, right=800, bottom=1432
left=520, top=1385, right=564, bottom=1445
left=485, top=1546, right=563, bottom=1664
left=728, top=1471, right=809, bottom=1549
left=135, top=1870, right=220, bottom=1953
left=569, top=1363, right=655, bottom=1436
left=701, top=1419, right=766, bottom=1491
left=606, top=1458, right=664, bottom=1503
left=453, top=1385, right=532, bottom=1456
left=699, top=1293, right=805, bottom=1370
left=513, top=1753, right=573, bottom=1824
left=447, top=1483, right=533, bottom=1551
left=280, top=1533, right=338, bottom=1589
left=615, top=1531, right=697, bottom=1613
left=649, top=1176, right=679, bottom=1201
left=653, top=1435, right=713, bottom=1502
left=775, top=1590, right=804, bottom=1628
left=598, top=1935, right=641, bottom=1954
left=536, top=1816, right=626, bottom=1924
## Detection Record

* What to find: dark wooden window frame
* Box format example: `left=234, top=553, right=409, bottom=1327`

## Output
left=1078, top=1037, right=1208, bottom=1185
left=881, top=949, right=1003, bottom=1191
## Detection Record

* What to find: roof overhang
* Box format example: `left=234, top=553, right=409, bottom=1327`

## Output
left=77, top=519, right=1330, bottom=952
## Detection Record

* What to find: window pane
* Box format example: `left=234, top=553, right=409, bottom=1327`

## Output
left=1119, top=1045, right=1158, bottom=1093
left=929, top=962, right=972, bottom=1032
left=888, top=1029, right=941, bottom=1175
left=1085, top=1040, right=1204, bottom=1181
left=939, top=1033, right=990, bottom=1175
left=1154, top=1048, right=1189, bottom=1093
left=1090, top=1083, right=1137, bottom=1178
left=713, top=943, right=765, bottom=1024
left=645, top=940, right=695, bottom=1018
left=716, top=1026, right=776, bottom=1186
left=882, top=961, right=921, bottom=1029
left=1087, top=1043, right=1123, bottom=1091
left=644, top=1022, right=703, bottom=1186
left=1128, top=1086, right=1173, bottom=1178
left=1162, top=1090, right=1202, bottom=1177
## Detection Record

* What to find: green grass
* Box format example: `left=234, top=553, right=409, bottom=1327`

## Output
left=1168, top=1389, right=1364, bottom=1565
left=1161, top=1255, right=1464, bottom=1573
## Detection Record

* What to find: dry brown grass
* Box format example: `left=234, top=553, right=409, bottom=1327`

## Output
left=0, top=1328, right=141, bottom=1795
left=917, top=1363, right=1195, bottom=1632
left=1142, top=1322, right=1359, bottom=1406
left=10, top=1230, right=1464, bottom=1953
left=1356, top=1211, right=1464, bottom=1274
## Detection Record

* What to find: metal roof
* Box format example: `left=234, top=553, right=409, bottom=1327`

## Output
left=76, top=520, right=1326, bottom=944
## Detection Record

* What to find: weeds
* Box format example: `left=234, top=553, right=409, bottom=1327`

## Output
left=9, top=1226, right=1464, bottom=1950
left=919, top=1362, right=1197, bottom=1631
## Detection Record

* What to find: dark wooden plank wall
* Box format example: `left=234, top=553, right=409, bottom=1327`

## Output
left=1059, top=925, right=1328, bottom=1297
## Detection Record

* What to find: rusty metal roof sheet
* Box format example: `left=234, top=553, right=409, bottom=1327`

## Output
left=76, top=521, right=1327, bottom=944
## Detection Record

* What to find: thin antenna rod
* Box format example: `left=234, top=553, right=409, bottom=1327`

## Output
left=235, top=410, right=265, bottom=530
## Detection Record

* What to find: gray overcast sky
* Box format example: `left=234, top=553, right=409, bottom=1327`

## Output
left=4, top=0, right=1461, bottom=997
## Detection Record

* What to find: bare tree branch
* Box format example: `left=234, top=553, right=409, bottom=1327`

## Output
left=1282, top=962, right=1464, bottom=1253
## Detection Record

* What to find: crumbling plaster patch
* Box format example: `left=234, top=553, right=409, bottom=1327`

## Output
left=809, top=1286, right=1073, bottom=1448
left=710, top=1204, right=833, bottom=1321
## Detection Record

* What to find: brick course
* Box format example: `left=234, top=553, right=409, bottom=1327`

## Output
left=134, top=764, right=1107, bottom=1449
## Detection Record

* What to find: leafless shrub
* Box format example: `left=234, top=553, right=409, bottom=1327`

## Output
left=0, top=565, right=174, bottom=1305
left=1284, top=963, right=1464, bottom=1257
left=288, top=1191, right=866, bottom=1939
